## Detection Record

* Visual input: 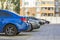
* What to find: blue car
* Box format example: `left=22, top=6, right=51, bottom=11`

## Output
left=0, top=10, right=29, bottom=36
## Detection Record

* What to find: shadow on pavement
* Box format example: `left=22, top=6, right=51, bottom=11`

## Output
left=0, top=33, right=32, bottom=36
left=17, top=33, right=32, bottom=36
left=31, top=29, right=40, bottom=32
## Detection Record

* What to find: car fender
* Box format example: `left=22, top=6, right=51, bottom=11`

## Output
left=3, top=22, right=25, bottom=32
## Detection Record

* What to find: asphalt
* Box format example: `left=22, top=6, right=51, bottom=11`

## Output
left=0, top=24, right=60, bottom=40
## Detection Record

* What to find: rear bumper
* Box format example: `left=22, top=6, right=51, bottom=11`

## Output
left=31, top=23, right=40, bottom=29
left=16, top=23, right=29, bottom=32
left=39, top=22, right=45, bottom=25
left=45, top=21, right=50, bottom=24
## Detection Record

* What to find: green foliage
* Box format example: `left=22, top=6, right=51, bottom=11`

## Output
left=12, top=0, right=20, bottom=14
left=0, top=0, right=20, bottom=14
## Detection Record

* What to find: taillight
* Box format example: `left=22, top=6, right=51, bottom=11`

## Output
left=21, top=18, right=27, bottom=22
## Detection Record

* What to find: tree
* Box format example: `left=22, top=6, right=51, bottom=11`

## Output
left=0, top=0, right=20, bottom=14
left=12, top=0, right=20, bottom=14
left=0, top=0, right=6, bottom=9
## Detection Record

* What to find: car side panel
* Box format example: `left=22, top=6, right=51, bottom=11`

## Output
left=28, top=19, right=40, bottom=29
left=0, top=18, right=28, bottom=32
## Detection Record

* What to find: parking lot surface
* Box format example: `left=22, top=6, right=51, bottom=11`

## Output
left=0, top=24, right=60, bottom=40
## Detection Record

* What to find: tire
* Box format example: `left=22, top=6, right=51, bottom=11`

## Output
left=17, top=32, right=20, bottom=35
left=47, top=22, right=50, bottom=24
left=26, top=23, right=33, bottom=32
left=4, top=24, right=18, bottom=36
left=46, top=22, right=49, bottom=24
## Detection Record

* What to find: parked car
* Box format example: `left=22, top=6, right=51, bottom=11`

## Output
left=28, top=19, right=40, bottom=29
left=25, top=17, right=41, bottom=30
left=28, top=17, right=50, bottom=24
left=25, top=23, right=33, bottom=32
left=27, top=17, right=45, bottom=25
left=0, top=10, right=30, bottom=36
left=41, top=19, right=50, bottom=24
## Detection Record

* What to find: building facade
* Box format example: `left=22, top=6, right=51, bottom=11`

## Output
left=55, top=0, right=60, bottom=16
left=20, top=0, right=55, bottom=17
left=20, top=0, right=36, bottom=16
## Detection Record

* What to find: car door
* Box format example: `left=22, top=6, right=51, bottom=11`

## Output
left=0, top=11, right=5, bottom=32
left=0, top=11, right=13, bottom=32
left=0, top=11, right=4, bottom=27
left=0, top=11, right=13, bottom=23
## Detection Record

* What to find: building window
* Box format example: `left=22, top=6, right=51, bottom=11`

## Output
left=36, top=2, right=41, bottom=6
left=41, top=13, right=47, bottom=16
left=24, top=2, right=29, bottom=5
left=48, top=13, right=53, bottom=16
left=36, top=8, right=41, bottom=12
left=48, top=7, right=54, bottom=10
left=47, top=1, right=54, bottom=4
left=41, top=7, right=47, bottom=10
left=48, top=8, right=50, bottom=10
left=56, top=2, right=60, bottom=6
left=41, top=1, right=45, bottom=4
left=55, top=13, right=60, bottom=17
left=41, top=1, right=54, bottom=4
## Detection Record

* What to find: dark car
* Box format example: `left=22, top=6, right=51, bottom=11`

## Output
left=27, top=17, right=45, bottom=25
left=24, top=17, right=41, bottom=31
left=28, top=17, right=50, bottom=24
left=27, top=19, right=40, bottom=29
left=41, top=19, right=50, bottom=24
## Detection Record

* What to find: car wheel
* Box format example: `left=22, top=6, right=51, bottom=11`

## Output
left=47, top=22, right=49, bottom=24
left=17, top=32, right=20, bottom=35
left=4, top=24, right=18, bottom=36
left=26, top=23, right=33, bottom=32
left=46, top=22, right=49, bottom=24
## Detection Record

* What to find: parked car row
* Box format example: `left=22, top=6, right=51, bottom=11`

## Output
left=0, top=10, right=50, bottom=36
left=24, top=16, right=50, bottom=32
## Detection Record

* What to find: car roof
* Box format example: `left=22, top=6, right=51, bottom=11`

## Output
left=0, top=10, right=21, bottom=16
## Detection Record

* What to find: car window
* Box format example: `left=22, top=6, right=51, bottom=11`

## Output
left=0, top=12, right=12, bottom=17
left=28, top=17, right=38, bottom=20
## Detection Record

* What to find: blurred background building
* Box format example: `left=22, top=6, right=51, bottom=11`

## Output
left=55, top=0, right=60, bottom=16
left=0, top=0, right=60, bottom=17
left=20, top=0, right=55, bottom=17
left=20, top=0, right=36, bottom=16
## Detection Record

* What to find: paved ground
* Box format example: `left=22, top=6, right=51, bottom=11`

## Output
left=0, top=24, right=60, bottom=40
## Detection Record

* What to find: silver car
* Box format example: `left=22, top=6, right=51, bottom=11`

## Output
left=27, top=17, right=40, bottom=29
